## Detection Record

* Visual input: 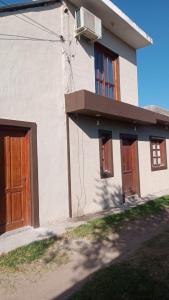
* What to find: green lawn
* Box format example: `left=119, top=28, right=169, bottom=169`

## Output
left=1, top=195, right=169, bottom=271
left=0, top=238, right=55, bottom=270
left=66, top=195, right=169, bottom=239
left=69, top=230, right=169, bottom=300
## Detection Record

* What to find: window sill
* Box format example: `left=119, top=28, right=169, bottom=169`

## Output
left=151, top=165, right=167, bottom=172
left=101, top=172, right=114, bottom=179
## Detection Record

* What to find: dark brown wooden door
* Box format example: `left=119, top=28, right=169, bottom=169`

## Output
left=0, top=129, right=30, bottom=234
left=121, top=136, right=139, bottom=197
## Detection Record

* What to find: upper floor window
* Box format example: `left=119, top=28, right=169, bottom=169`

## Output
left=94, top=43, right=119, bottom=100
left=150, top=137, right=167, bottom=171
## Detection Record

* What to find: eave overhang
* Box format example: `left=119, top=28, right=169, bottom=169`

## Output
left=65, top=90, right=169, bottom=126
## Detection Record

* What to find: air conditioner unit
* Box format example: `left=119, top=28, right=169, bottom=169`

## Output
left=75, top=7, right=102, bottom=41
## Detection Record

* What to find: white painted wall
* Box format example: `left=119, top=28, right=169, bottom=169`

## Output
left=0, top=0, right=150, bottom=224
left=0, top=4, right=69, bottom=224
left=138, top=126, right=169, bottom=197
left=69, top=116, right=169, bottom=217
left=69, top=116, right=123, bottom=216
left=65, top=1, right=139, bottom=106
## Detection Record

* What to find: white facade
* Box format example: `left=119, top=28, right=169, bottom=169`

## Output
left=69, top=115, right=169, bottom=217
left=0, top=3, right=69, bottom=224
left=63, top=1, right=139, bottom=105
left=0, top=0, right=168, bottom=225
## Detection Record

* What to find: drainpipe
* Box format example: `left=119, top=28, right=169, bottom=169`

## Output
left=66, top=114, right=72, bottom=218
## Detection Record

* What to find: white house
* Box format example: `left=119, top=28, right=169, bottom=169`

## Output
left=0, top=0, right=169, bottom=234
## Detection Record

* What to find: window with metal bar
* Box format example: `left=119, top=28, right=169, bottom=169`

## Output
left=150, top=137, right=167, bottom=171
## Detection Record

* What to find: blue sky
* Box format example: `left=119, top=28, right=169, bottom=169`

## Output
left=112, top=0, right=169, bottom=108
left=0, top=0, right=169, bottom=108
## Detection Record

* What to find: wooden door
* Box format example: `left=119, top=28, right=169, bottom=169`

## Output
left=121, top=136, right=139, bottom=197
left=0, top=129, right=30, bottom=234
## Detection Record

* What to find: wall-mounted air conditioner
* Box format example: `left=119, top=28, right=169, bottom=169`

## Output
left=75, top=7, right=102, bottom=41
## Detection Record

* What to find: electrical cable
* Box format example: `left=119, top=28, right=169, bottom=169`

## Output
left=0, top=32, right=60, bottom=41
left=0, top=0, right=62, bottom=38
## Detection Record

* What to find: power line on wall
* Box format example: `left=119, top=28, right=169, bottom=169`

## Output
left=0, top=0, right=63, bottom=40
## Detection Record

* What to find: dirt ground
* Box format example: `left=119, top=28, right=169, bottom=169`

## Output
left=1, top=210, right=169, bottom=300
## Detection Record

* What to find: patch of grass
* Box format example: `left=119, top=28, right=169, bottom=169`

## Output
left=66, top=196, right=169, bottom=239
left=0, top=237, right=55, bottom=270
left=43, top=249, right=69, bottom=266
left=69, top=230, right=169, bottom=300
left=1, top=196, right=169, bottom=271
left=69, top=263, right=169, bottom=300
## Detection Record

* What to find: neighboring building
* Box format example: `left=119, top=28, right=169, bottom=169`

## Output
left=144, top=105, right=169, bottom=117
left=0, top=0, right=169, bottom=234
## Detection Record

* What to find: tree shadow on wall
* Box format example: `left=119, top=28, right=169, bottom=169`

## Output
left=93, top=179, right=156, bottom=213
left=75, top=179, right=155, bottom=223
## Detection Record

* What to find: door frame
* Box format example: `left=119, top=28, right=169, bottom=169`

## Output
left=0, top=118, right=39, bottom=229
left=120, top=133, right=140, bottom=201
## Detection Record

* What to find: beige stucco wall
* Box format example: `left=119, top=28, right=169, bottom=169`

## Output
left=138, top=126, right=169, bottom=197
left=0, top=1, right=155, bottom=224
left=65, top=1, right=138, bottom=106
left=69, top=115, right=169, bottom=217
left=0, top=4, right=70, bottom=224
left=65, top=1, right=169, bottom=217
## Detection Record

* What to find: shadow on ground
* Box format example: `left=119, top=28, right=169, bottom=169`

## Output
left=49, top=195, right=169, bottom=299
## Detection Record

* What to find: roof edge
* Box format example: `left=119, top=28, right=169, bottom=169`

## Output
left=68, top=0, right=153, bottom=49
left=101, top=0, right=153, bottom=46
left=0, top=0, right=60, bottom=13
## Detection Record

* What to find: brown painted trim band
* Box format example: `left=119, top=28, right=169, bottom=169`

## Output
left=65, top=90, right=169, bottom=126
left=0, top=118, right=39, bottom=228
left=29, top=125, right=39, bottom=227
